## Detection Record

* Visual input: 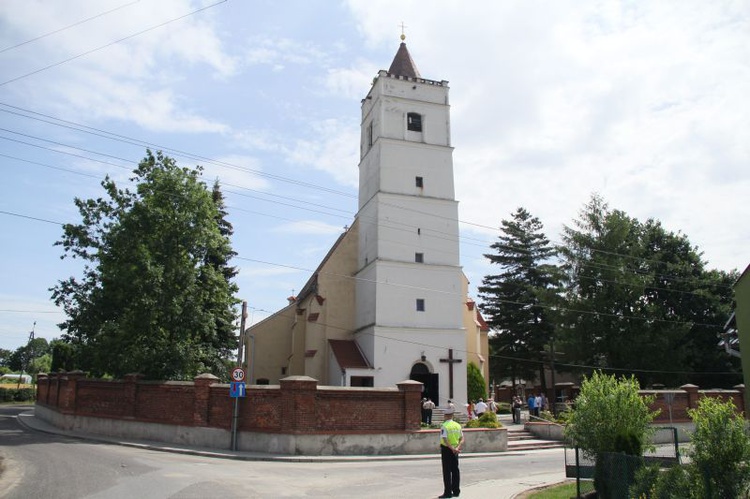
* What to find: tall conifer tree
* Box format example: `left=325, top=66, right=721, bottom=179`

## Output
left=478, top=208, right=560, bottom=391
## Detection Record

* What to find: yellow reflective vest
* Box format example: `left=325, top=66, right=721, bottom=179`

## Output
left=440, top=419, right=463, bottom=448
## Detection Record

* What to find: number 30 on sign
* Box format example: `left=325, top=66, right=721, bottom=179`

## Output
left=231, top=367, right=246, bottom=382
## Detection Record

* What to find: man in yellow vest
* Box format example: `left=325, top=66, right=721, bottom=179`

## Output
left=439, top=407, right=465, bottom=498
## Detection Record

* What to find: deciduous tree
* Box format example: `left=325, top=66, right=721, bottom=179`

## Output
left=50, top=151, right=239, bottom=380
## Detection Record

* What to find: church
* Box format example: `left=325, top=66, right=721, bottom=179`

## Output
left=244, top=37, right=489, bottom=412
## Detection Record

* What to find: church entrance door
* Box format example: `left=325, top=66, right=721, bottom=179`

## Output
left=410, top=362, right=439, bottom=404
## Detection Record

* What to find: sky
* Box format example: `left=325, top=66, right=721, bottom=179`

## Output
left=0, top=0, right=748, bottom=352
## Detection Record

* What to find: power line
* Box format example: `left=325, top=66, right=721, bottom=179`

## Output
left=233, top=256, right=727, bottom=330
left=0, top=0, right=228, bottom=87
left=7, top=192, right=715, bottom=333
left=0, top=103, right=357, bottom=198
left=0, top=210, right=63, bottom=225
left=0, top=102, right=731, bottom=284
left=0, top=107, right=735, bottom=290
left=236, top=306, right=739, bottom=378
left=0, top=0, right=141, bottom=54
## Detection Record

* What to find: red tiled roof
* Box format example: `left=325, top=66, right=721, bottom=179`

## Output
left=475, top=309, right=490, bottom=331
left=328, top=339, right=370, bottom=369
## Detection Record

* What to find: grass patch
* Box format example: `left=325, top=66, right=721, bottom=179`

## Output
left=521, top=480, right=578, bottom=499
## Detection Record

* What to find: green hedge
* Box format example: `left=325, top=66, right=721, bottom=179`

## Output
left=0, top=387, right=35, bottom=402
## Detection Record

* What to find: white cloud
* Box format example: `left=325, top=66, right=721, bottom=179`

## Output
left=0, top=0, right=236, bottom=133
left=285, top=118, right=360, bottom=187
left=345, top=0, right=750, bottom=272
left=200, top=154, right=271, bottom=191
left=323, top=61, right=377, bottom=100
left=243, top=36, right=329, bottom=68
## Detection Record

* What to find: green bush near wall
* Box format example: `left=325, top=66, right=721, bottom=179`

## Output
left=0, top=386, right=35, bottom=402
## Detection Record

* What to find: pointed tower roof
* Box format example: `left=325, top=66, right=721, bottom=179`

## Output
left=388, top=41, right=421, bottom=78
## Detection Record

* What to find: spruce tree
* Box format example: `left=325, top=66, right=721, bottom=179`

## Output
left=478, top=207, right=560, bottom=391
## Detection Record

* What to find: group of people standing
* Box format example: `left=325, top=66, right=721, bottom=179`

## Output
left=526, top=392, right=548, bottom=418
left=466, top=397, right=497, bottom=420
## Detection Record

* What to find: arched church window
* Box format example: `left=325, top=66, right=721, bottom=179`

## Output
left=407, top=112, right=422, bottom=132
left=410, top=362, right=430, bottom=375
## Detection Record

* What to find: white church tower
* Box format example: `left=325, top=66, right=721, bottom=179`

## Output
left=354, top=38, right=467, bottom=408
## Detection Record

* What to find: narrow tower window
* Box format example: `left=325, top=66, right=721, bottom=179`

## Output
left=407, top=112, right=422, bottom=132
left=415, top=252, right=424, bottom=263
left=415, top=176, right=423, bottom=188
left=416, top=299, right=425, bottom=312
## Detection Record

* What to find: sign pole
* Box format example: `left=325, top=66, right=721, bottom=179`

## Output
left=231, top=301, right=248, bottom=451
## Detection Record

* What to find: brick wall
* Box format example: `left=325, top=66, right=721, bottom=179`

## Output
left=36, top=373, right=423, bottom=434
left=494, top=382, right=745, bottom=422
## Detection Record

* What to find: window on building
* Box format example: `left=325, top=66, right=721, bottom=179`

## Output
left=417, top=228, right=421, bottom=235
left=415, top=176, right=423, bottom=188
left=407, top=112, right=422, bottom=132
left=257, top=378, right=270, bottom=385
left=281, top=367, right=287, bottom=375
left=415, top=252, right=424, bottom=263
left=367, top=122, right=373, bottom=147
left=350, top=376, right=374, bottom=387
left=416, top=298, right=425, bottom=312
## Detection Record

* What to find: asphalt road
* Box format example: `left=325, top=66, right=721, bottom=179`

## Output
left=0, top=405, right=565, bottom=498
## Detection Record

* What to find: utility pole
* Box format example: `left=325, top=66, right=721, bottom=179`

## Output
left=237, top=301, right=247, bottom=367
left=18, top=322, right=35, bottom=389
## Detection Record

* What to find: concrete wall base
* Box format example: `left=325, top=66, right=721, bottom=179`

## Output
left=35, top=405, right=507, bottom=455
left=524, top=419, right=694, bottom=444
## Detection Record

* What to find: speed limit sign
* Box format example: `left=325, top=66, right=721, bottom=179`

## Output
left=231, top=367, right=246, bottom=382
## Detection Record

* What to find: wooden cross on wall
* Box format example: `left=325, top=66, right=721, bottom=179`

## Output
left=439, top=348, right=463, bottom=399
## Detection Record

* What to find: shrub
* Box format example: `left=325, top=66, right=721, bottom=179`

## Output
left=538, top=410, right=556, bottom=423
left=465, top=410, right=501, bottom=429
left=564, top=371, right=657, bottom=458
left=565, top=371, right=658, bottom=499
left=495, top=402, right=511, bottom=414
left=688, top=396, right=750, bottom=499
left=466, top=361, right=486, bottom=404
left=628, top=397, right=750, bottom=499
left=0, top=386, right=35, bottom=403
left=631, top=462, right=694, bottom=499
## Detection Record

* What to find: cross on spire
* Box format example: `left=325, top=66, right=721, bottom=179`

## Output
left=399, top=21, right=408, bottom=41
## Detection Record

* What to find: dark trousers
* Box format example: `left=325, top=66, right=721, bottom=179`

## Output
left=421, top=408, right=428, bottom=423
left=426, top=409, right=433, bottom=425
left=440, top=445, right=460, bottom=496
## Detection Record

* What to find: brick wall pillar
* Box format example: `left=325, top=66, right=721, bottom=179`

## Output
left=397, top=380, right=423, bottom=430
left=193, top=373, right=219, bottom=427
left=681, top=384, right=699, bottom=411
left=734, top=384, right=746, bottom=418
left=279, top=376, right=318, bottom=433
left=123, top=373, right=144, bottom=419
left=50, top=372, right=60, bottom=408
left=62, top=370, right=85, bottom=414
left=36, top=373, right=48, bottom=405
